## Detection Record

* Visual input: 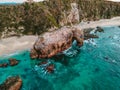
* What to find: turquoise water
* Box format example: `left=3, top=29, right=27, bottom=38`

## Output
left=0, top=26, right=120, bottom=90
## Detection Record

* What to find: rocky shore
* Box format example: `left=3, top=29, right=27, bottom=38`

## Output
left=0, top=76, right=22, bottom=90
left=30, top=26, right=84, bottom=59
left=0, top=17, right=120, bottom=57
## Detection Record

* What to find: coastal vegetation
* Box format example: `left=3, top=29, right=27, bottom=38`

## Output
left=0, top=0, right=120, bottom=38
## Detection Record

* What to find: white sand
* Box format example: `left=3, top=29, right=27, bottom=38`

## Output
left=79, top=16, right=120, bottom=29
left=0, top=17, right=120, bottom=57
left=0, top=36, right=38, bottom=56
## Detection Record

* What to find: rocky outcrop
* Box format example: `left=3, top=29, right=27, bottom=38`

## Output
left=30, top=26, right=84, bottom=59
left=9, top=58, right=19, bottom=66
left=46, top=64, right=54, bottom=73
left=0, top=76, right=22, bottom=90
left=84, top=28, right=98, bottom=40
left=0, top=63, right=8, bottom=68
left=84, top=27, right=104, bottom=40
left=95, top=27, right=104, bottom=33
left=0, top=58, right=19, bottom=68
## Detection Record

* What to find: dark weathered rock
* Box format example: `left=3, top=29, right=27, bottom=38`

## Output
left=46, top=64, right=54, bottom=73
left=118, top=26, right=120, bottom=28
left=83, top=28, right=99, bottom=40
left=0, top=63, right=8, bottom=68
left=0, top=76, right=22, bottom=90
left=83, top=28, right=94, bottom=34
left=9, top=58, right=19, bottom=66
left=84, top=34, right=99, bottom=40
left=95, top=26, right=104, bottom=33
left=30, top=26, right=84, bottom=59
left=38, top=61, right=48, bottom=66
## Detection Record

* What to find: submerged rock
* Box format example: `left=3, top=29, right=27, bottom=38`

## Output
left=0, top=63, right=8, bottom=68
left=0, top=58, right=19, bottom=68
left=9, top=58, right=19, bottom=66
left=46, top=64, right=54, bottom=73
left=0, top=76, right=22, bottom=90
left=30, top=26, right=84, bottom=59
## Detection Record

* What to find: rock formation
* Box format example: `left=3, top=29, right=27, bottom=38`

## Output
left=83, top=27, right=104, bottom=40
left=0, top=63, right=8, bottom=68
left=67, top=3, right=79, bottom=25
left=30, top=26, right=84, bottom=59
left=9, top=58, right=19, bottom=66
left=46, top=64, right=54, bottom=73
left=0, top=76, right=22, bottom=90
left=0, top=58, right=19, bottom=68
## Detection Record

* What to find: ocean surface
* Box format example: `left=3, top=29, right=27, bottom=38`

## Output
left=0, top=26, right=120, bottom=90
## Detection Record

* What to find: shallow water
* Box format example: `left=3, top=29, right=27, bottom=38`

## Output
left=0, top=26, right=120, bottom=90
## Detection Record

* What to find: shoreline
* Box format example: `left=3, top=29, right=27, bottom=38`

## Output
left=0, top=36, right=38, bottom=57
left=79, top=16, right=120, bottom=29
left=0, top=17, right=120, bottom=57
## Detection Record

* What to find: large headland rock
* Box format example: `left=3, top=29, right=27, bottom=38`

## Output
left=30, top=26, right=84, bottom=59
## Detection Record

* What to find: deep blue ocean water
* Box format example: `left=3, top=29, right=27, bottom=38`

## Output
left=0, top=26, right=120, bottom=90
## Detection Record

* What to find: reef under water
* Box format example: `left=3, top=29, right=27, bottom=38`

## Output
left=0, top=26, right=120, bottom=90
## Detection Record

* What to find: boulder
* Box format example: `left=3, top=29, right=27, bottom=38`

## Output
left=30, top=26, right=84, bottom=59
left=84, top=34, right=99, bottom=40
left=83, top=27, right=103, bottom=40
left=46, top=64, right=54, bottom=73
left=0, top=63, right=8, bottom=68
left=9, top=58, right=19, bottom=66
left=95, top=26, right=104, bottom=33
left=0, top=76, right=22, bottom=90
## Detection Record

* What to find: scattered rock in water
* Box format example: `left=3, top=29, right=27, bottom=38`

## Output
left=9, top=58, right=19, bottom=66
left=0, top=76, right=22, bottom=90
left=95, top=26, right=104, bottom=33
left=109, top=36, right=113, bottom=39
left=94, top=67, right=100, bottom=73
left=84, top=28, right=99, bottom=40
left=84, top=34, right=99, bottom=40
left=38, top=61, right=48, bottom=66
left=0, top=63, right=8, bottom=68
left=118, top=26, right=120, bottom=28
left=46, top=64, right=54, bottom=73
left=83, top=28, right=94, bottom=34
left=84, top=27, right=104, bottom=40
left=103, top=56, right=109, bottom=60
left=0, top=58, right=19, bottom=68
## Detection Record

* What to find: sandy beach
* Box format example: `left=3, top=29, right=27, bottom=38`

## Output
left=0, top=36, right=38, bottom=57
left=0, top=17, right=120, bottom=57
left=79, top=16, right=120, bottom=29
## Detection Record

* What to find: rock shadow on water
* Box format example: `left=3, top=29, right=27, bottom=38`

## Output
left=51, top=54, right=70, bottom=66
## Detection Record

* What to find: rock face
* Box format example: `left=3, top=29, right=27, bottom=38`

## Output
left=67, top=3, right=79, bottom=25
left=30, top=26, right=84, bottom=59
left=0, top=76, right=22, bottom=90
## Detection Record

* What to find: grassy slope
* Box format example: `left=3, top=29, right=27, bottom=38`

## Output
left=0, top=0, right=120, bottom=38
